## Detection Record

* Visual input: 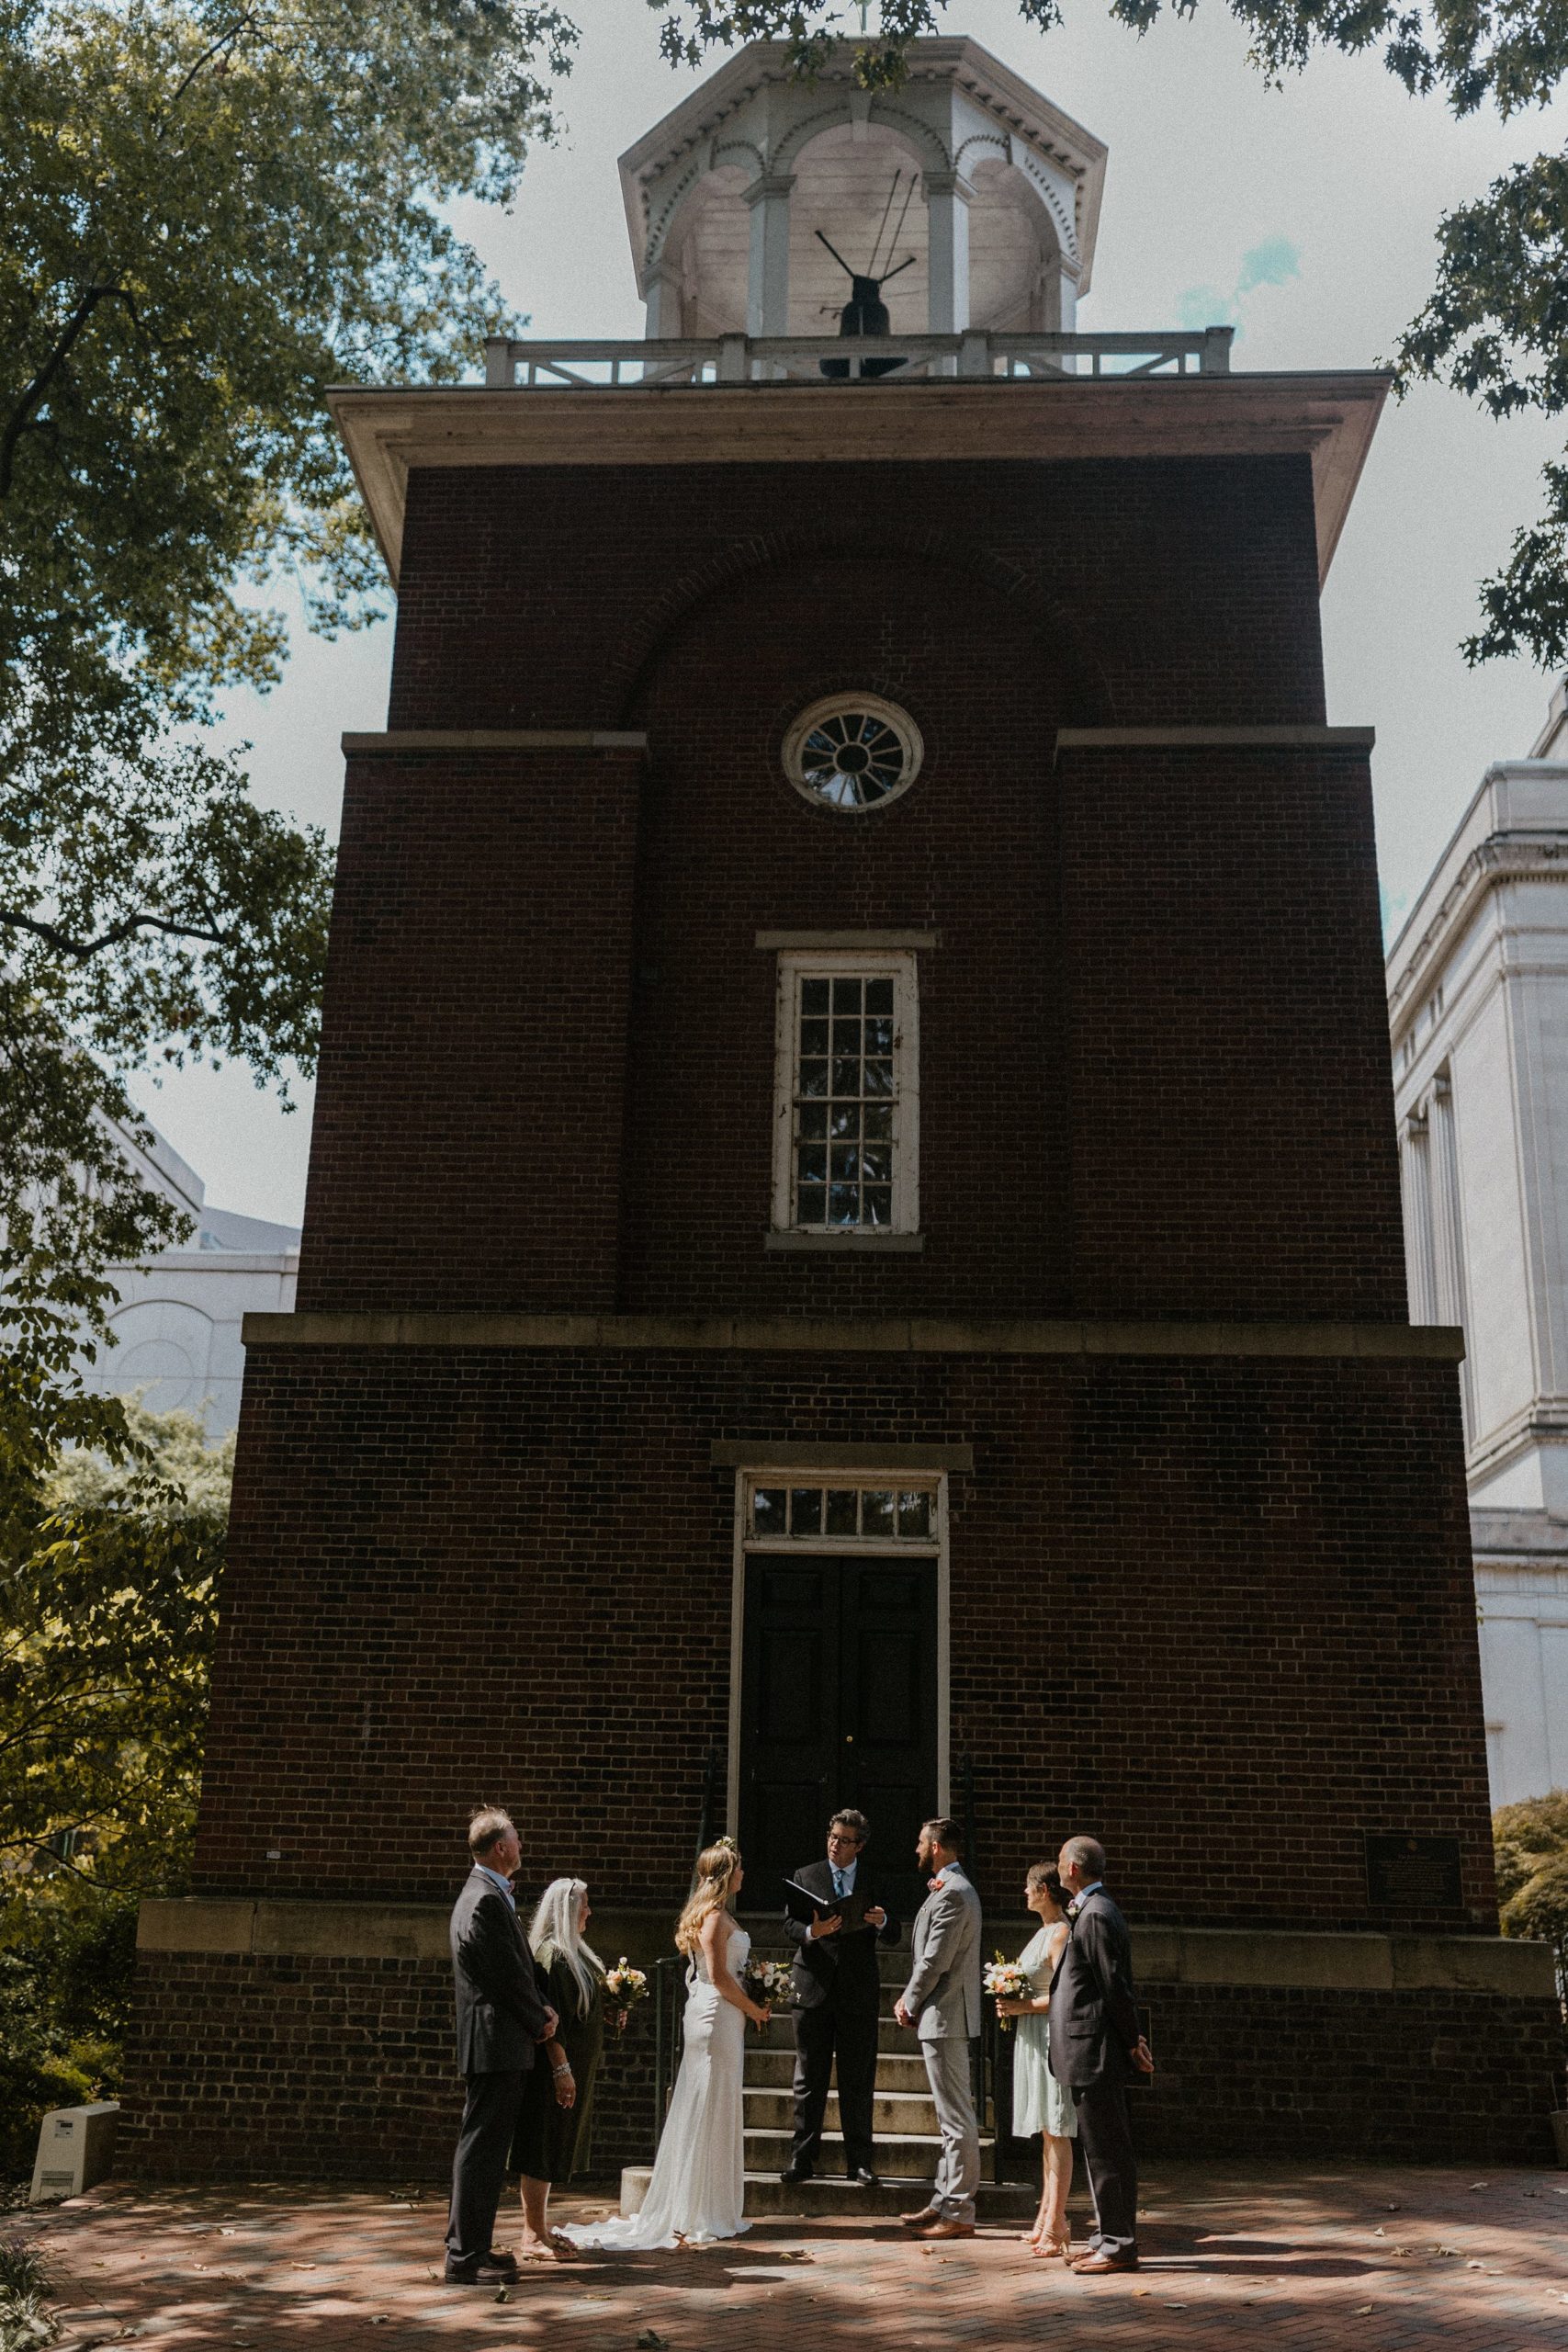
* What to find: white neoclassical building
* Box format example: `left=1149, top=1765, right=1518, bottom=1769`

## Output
left=1388, top=682, right=1568, bottom=1804
left=76, top=1118, right=299, bottom=1436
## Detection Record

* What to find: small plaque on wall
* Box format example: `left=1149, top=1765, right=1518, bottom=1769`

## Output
left=1363, top=1832, right=1463, bottom=1910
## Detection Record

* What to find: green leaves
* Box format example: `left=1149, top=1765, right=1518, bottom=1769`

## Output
left=1, top=3, right=577, bottom=1444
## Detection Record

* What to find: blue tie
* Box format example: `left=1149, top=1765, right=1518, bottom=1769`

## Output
left=833, top=1868, right=846, bottom=1897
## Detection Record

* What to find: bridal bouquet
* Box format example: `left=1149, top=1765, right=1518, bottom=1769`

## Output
left=984, top=1953, right=1032, bottom=2030
left=742, top=1956, right=794, bottom=2010
left=603, top=1958, right=649, bottom=2030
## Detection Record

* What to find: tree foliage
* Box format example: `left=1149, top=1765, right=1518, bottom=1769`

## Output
left=0, top=1403, right=232, bottom=2178
left=1494, top=1788, right=1568, bottom=1951
left=651, top=0, right=1568, bottom=665
left=1, top=1, right=575, bottom=1412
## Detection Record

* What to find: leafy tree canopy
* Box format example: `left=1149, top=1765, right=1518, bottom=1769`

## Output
left=652, top=0, right=1568, bottom=666
left=1494, top=1788, right=1568, bottom=1950
left=1, top=1, right=575, bottom=1427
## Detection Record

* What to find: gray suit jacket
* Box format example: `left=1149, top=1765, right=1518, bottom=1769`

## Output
left=899, top=1863, right=982, bottom=2041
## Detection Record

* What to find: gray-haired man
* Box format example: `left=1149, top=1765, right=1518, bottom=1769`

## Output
left=894, top=1815, right=982, bottom=2240
left=445, top=1809, right=557, bottom=2285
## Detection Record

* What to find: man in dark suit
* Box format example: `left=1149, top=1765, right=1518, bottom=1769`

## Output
left=780, top=1808, right=901, bottom=2188
left=1048, top=1834, right=1155, bottom=2274
left=445, top=1808, right=557, bottom=2284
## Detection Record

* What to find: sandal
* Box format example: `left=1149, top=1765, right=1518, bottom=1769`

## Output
left=1032, top=2237, right=1072, bottom=2261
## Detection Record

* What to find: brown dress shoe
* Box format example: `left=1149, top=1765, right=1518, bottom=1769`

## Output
left=901, top=2208, right=940, bottom=2230
left=914, top=2218, right=976, bottom=2240
left=1071, top=2250, right=1137, bottom=2274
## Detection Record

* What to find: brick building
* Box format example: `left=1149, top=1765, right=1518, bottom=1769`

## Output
left=125, top=38, right=1561, bottom=2180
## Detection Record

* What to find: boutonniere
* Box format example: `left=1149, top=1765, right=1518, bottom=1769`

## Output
left=927, top=1873, right=945, bottom=1893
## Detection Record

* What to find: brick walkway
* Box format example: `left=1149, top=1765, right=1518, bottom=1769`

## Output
left=17, top=2163, right=1568, bottom=2351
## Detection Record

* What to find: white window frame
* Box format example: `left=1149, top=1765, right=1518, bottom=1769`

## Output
left=770, top=948, right=919, bottom=1237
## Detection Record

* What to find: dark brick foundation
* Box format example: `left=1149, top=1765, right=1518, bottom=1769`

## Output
left=122, top=1948, right=1560, bottom=2178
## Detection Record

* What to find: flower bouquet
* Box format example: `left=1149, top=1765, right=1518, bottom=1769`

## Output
left=603, top=1958, right=649, bottom=2030
left=983, top=1953, right=1032, bottom=2030
left=742, top=1956, right=794, bottom=2012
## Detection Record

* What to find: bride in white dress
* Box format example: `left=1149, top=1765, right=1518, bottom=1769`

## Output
left=561, top=1838, right=770, bottom=2251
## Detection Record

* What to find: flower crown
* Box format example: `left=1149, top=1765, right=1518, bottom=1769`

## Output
left=713, top=1835, right=739, bottom=1856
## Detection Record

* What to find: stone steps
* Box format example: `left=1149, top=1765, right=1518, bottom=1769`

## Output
left=617, top=2167, right=1036, bottom=2222
left=744, top=2086, right=994, bottom=2137
left=746, top=2046, right=930, bottom=2091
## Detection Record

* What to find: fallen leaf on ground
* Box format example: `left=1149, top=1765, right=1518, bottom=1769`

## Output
left=288, top=2262, right=317, bottom=2270
left=635, top=2335, right=669, bottom=2350
left=1353, top=2305, right=1374, bottom=2316
left=1466, top=2261, right=1485, bottom=2269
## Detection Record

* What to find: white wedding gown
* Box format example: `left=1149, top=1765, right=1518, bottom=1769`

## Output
left=561, top=1921, right=750, bottom=2251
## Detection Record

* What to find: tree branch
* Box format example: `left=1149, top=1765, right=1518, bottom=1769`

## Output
left=0, top=286, right=144, bottom=501
left=0, top=905, right=231, bottom=962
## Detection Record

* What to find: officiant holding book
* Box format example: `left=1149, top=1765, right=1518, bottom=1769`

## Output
left=780, top=1809, right=901, bottom=2187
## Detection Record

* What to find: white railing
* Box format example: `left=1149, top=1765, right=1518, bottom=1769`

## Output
left=482, top=327, right=1234, bottom=390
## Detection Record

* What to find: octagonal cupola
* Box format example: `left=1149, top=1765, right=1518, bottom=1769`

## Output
left=618, top=35, right=1107, bottom=342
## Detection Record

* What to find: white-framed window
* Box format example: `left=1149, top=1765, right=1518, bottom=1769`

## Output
left=771, top=949, right=919, bottom=1235
left=745, top=1474, right=940, bottom=1548
left=781, top=694, right=924, bottom=813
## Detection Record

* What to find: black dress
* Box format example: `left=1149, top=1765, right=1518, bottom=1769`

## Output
left=510, top=1952, right=605, bottom=2183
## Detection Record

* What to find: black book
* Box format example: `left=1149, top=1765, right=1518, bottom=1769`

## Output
left=784, top=1877, right=869, bottom=1929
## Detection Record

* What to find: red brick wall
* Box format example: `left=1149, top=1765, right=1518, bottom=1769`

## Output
left=1060, top=741, right=1405, bottom=1319
left=299, top=462, right=1383, bottom=1321
left=296, top=745, right=640, bottom=1315
left=196, top=1343, right=1490, bottom=1934
left=386, top=455, right=1326, bottom=731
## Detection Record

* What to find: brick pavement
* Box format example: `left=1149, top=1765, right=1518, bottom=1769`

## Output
left=14, top=2163, right=1568, bottom=2352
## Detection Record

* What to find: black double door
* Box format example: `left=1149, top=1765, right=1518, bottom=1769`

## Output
left=739, top=1554, right=937, bottom=1922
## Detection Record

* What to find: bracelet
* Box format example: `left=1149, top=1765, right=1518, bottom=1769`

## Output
left=552, top=2064, right=571, bottom=2078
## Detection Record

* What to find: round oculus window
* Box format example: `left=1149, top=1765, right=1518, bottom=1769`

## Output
left=783, top=695, right=923, bottom=812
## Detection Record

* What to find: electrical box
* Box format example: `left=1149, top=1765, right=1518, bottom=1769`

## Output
left=28, top=2102, right=118, bottom=2204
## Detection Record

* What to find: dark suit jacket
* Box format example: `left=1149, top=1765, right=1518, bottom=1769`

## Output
left=784, top=1858, right=901, bottom=2011
left=1047, top=1885, right=1141, bottom=2090
left=449, top=1868, right=551, bottom=2075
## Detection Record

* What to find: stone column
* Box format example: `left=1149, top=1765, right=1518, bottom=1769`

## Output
left=924, top=170, right=971, bottom=369
left=746, top=173, right=795, bottom=340
left=1430, top=1071, right=1475, bottom=1439
left=641, top=259, right=683, bottom=341
left=1402, top=1107, right=1438, bottom=1325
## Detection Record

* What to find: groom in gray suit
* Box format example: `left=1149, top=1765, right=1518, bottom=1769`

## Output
left=893, top=1815, right=982, bottom=2239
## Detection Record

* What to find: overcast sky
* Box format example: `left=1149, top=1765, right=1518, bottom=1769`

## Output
left=134, top=0, right=1568, bottom=1224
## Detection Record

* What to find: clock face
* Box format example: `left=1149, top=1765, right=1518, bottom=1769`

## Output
left=784, top=695, right=923, bottom=812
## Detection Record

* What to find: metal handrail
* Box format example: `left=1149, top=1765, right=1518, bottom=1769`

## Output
left=651, top=1952, right=688, bottom=2147
left=483, top=325, right=1234, bottom=389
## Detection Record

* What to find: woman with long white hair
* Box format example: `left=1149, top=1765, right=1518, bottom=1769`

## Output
left=561, top=1838, right=770, bottom=2251
left=510, top=1877, right=612, bottom=2260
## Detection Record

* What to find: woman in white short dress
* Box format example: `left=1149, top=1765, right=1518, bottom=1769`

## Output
left=994, top=1862, right=1077, bottom=2258
left=561, top=1839, right=770, bottom=2252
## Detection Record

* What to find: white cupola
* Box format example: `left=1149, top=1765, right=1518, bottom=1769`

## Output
left=618, top=36, right=1107, bottom=343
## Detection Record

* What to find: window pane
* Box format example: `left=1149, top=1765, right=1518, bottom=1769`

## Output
left=897, top=1490, right=931, bottom=1537
left=863, top=1058, right=894, bottom=1096
left=863, top=1102, right=892, bottom=1142
left=830, top=1103, right=860, bottom=1138
left=831, top=1056, right=861, bottom=1095
left=863, top=1185, right=892, bottom=1225
left=799, top=1102, right=828, bottom=1140
left=832, top=1017, right=861, bottom=1053
left=865, top=1016, right=894, bottom=1054
left=865, top=978, right=894, bottom=1015
left=832, top=977, right=863, bottom=1012
left=789, top=1487, right=822, bottom=1535
left=800, top=1017, right=829, bottom=1055
left=801, top=978, right=830, bottom=1015
left=828, top=1182, right=858, bottom=1224
left=753, top=1487, right=786, bottom=1535
left=862, top=1144, right=891, bottom=1183
left=797, top=1182, right=827, bottom=1224
left=797, top=1144, right=827, bottom=1184
left=799, top=1058, right=829, bottom=1097
left=829, top=1142, right=858, bottom=1181
left=863, top=1489, right=896, bottom=1536
left=825, top=1488, right=859, bottom=1534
